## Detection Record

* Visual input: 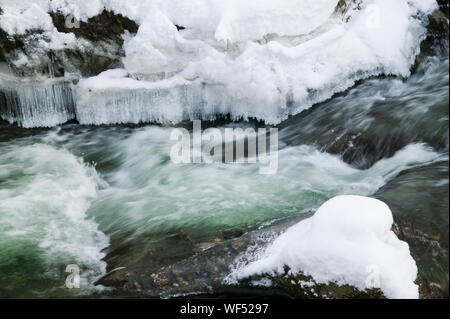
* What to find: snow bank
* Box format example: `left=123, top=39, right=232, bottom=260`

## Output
left=0, top=1, right=53, bottom=35
left=0, top=0, right=439, bottom=126
left=231, top=195, right=419, bottom=299
left=0, top=0, right=338, bottom=38
left=73, top=0, right=437, bottom=126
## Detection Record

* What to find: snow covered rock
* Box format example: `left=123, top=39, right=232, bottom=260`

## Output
left=231, top=195, right=419, bottom=299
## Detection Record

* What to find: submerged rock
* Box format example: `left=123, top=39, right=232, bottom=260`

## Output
left=92, top=207, right=390, bottom=299
left=94, top=172, right=449, bottom=300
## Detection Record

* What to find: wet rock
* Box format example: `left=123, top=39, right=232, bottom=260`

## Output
left=50, top=11, right=138, bottom=46
left=375, top=161, right=449, bottom=299
left=95, top=166, right=449, bottom=299
left=136, top=211, right=386, bottom=299
left=221, top=229, right=245, bottom=240
left=437, top=0, right=449, bottom=20
left=58, top=45, right=122, bottom=77
left=96, top=213, right=385, bottom=299
left=96, top=231, right=198, bottom=297
left=413, top=1, right=449, bottom=71
left=0, top=28, right=30, bottom=64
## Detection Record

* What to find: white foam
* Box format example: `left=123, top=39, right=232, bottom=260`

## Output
left=69, top=119, right=442, bottom=246
left=230, top=195, right=419, bottom=299
left=0, top=143, right=109, bottom=290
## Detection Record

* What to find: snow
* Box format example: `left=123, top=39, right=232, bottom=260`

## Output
left=122, top=9, right=188, bottom=76
left=0, top=2, right=53, bottom=35
left=407, top=0, right=439, bottom=14
left=73, top=0, right=437, bottom=125
left=0, top=0, right=338, bottom=37
left=45, top=30, right=77, bottom=50
left=0, top=0, right=439, bottom=126
left=49, top=0, right=104, bottom=22
left=230, top=195, right=420, bottom=299
left=210, top=0, right=338, bottom=43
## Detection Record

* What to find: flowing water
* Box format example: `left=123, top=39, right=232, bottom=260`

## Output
left=0, top=57, right=448, bottom=298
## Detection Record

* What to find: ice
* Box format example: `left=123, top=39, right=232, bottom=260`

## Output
left=230, top=195, right=420, bottom=299
left=75, top=69, right=287, bottom=124
left=0, top=0, right=439, bottom=126
left=73, top=0, right=437, bottom=126
left=0, top=78, right=75, bottom=128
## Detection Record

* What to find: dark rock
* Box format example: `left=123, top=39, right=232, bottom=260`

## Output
left=375, top=161, right=449, bottom=299
left=0, top=28, right=28, bottom=62
left=49, top=10, right=138, bottom=46
left=437, top=0, right=449, bottom=19
left=96, top=231, right=198, bottom=296
left=95, top=211, right=389, bottom=299
left=0, top=10, right=139, bottom=77
left=413, top=1, right=449, bottom=71
left=93, top=161, right=450, bottom=299
left=221, top=229, right=244, bottom=240
left=235, top=267, right=385, bottom=299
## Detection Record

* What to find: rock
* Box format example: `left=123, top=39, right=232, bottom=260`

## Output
left=95, top=231, right=198, bottom=297
left=375, top=161, right=449, bottom=299
left=235, top=267, right=386, bottom=299
left=437, top=0, right=449, bottom=19
left=0, top=10, right=138, bottom=77
left=413, top=1, right=449, bottom=71
left=95, top=164, right=449, bottom=299
left=49, top=11, right=138, bottom=47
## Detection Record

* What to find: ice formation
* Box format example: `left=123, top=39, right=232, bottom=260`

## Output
left=0, top=0, right=439, bottom=127
left=230, top=195, right=419, bottom=299
left=0, top=67, right=75, bottom=127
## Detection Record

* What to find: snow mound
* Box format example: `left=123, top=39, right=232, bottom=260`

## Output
left=231, top=195, right=419, bottom=299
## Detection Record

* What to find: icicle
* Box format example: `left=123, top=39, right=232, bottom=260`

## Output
left=0, top=80, right=75, bottom=128
left=74, top=82, right=286, bottom=126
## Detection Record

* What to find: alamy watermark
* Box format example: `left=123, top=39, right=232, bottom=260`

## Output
left=65, top=264, right=80, bottom=289
left=170, top=121, right=278, bottom=174
left=64, top=14, right=80, bottom=29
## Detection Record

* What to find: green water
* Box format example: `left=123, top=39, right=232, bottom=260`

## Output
left=0, top=58, right=448, bottom=298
